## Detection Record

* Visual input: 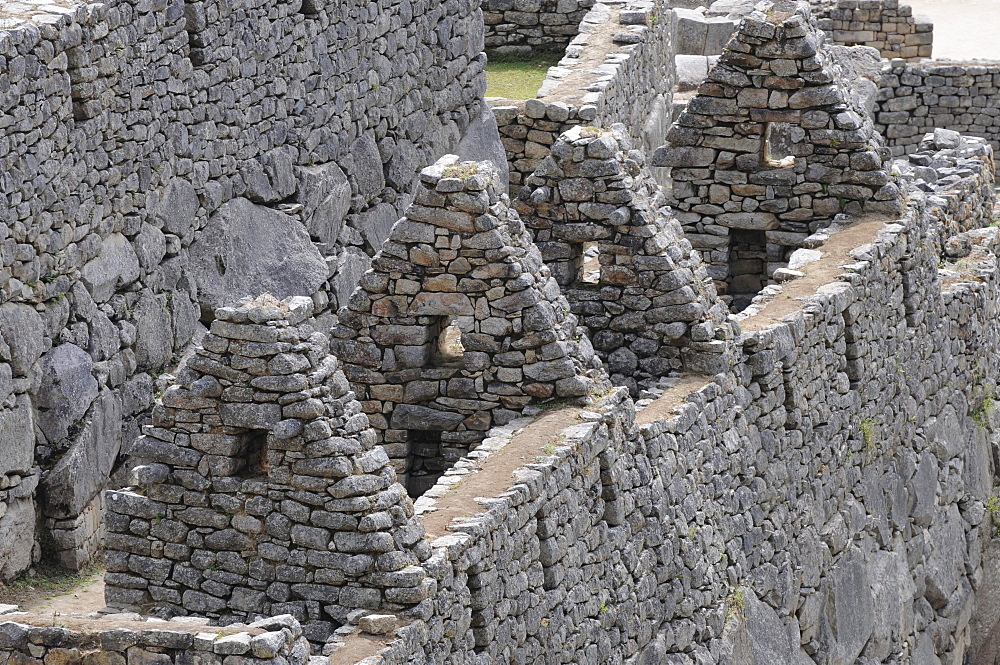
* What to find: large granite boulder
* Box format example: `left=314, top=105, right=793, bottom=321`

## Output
left=81, top=233, right=142, bottom=303
left=40, top=389, right=123, bottom=519
left=188, top=197, right=328, bottom=318
left=35, top=343, right=99, bottom=444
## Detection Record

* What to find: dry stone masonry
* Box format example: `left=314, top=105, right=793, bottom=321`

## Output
left=317, top=147, right=1000, bottom=663
left=655, top=0, right=902, bottom=309
left=0, top=0, right=498, bottom=579
left=516, top=124, right=738, bottom=390
left=813, top=0, right=932, bottom=60
left=483, top=0, right=595, bottom=53
left=104, top=296, right=433, bottom=642
left=333, top=157, right=609, bottom=495
left=892, top=129, right=997, bottom=253
left=491, top=0, right=678, bottom=194
left=0, top=615, right=312, bottom=665
left=875, top=62, right=1000, bottom=155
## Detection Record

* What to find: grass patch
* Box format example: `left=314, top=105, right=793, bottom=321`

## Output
left=485, top=50, right=562, bottom=100
left=0, top=562, right=104, bottom=608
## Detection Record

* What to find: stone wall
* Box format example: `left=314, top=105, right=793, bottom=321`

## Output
left=491, top=0, right=677, bottom=194
left=80, top=113, right=1000, bottom=663
left=330, top=182, right=1000, bottom=664
left=483, top=0, right=595, bottom=53
left=876, top=61, right=1000, bottom=155
left=653, top=1, right=902, bottom=309
left=813, top=0, right=932, bottom=61
left=515, top=124, right=738, bottom=390
left=333, top=157, right=609, bottom=495
left=0, top=0, right=493, bottom=578
left=892, top=129, right=997, bottom=252
left=103, top=296, right=434, bottom=642
left=0, top=615, right=311, bottom=665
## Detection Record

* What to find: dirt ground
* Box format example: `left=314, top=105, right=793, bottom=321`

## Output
left=906, top=0, right=1000, bottom=61
left=22, top=577, right=107, bottom=615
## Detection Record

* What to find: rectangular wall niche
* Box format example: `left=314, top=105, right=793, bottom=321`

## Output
left=764, top=122, right=800, bottom=168
left=727, top=229, right=767, bottom=312
left=432, top=316, right=466, bottom=367
left=579, top=241, right=600, bottom=284
left=406, top=429, right=446, bottom=498
left=237, top=430, right=269, bottom=478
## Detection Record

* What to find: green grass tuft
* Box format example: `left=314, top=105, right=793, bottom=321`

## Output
left=485, top=51, right=562, bottom=100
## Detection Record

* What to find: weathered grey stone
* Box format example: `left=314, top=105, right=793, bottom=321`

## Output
left=350, top=133, right=386, bottom=203
left=0, top=395, right=36, bottom=476
left=358, top=614, right=397, bottom=635
left=81, top=233, right=142, bottom=303
left=391, top=405, right=466, bottom=430
left=0, top=498, right=35, bottom=580
left=818, top=550, right=874, bottom=665
left=35, top=343, right=99, bottom=444
left=356, top=203, right=401, bottom=251
left=296, top=162, right=351, bottom=247
left=245, top=148, right=297, bottom=203
left=219, top=403, right=281, bottom=429
left=334, top=248, right=372, bottom=309
left=134, top=290, right=173, bottom=371
left=0, top=303, right=45, bottom=377
left=188, top=198, right=328, bottom=317
left=40, top=390, right=123, bottom=519
left=154, top=178, right=200, bottom=238
left=456, top=106, right=509, bottom=190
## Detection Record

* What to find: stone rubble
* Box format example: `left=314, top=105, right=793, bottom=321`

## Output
left=0, top=615, right=311, bottom=665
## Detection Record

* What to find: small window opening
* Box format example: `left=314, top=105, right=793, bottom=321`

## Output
left=764, top=122, right=798, bottom=168
left=406, top=430, right=444, bottom=498
left=238, top=430, right=269, bottom=478
left=727, top=229, right=768, bottom=313
left=579, top=241, right=601, bottom=284
left=433, top=317, right=466, bottom=367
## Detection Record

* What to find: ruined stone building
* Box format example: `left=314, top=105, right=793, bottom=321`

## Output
left=2, top=0, right=1000, bottom=663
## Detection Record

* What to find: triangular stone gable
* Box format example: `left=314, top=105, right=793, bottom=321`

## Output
left=653, top=0, right=902, bottom=303
left=334, top=156, right=609, bottom=491
left=104, top=295, right=432, bottom=631
left=516, top=124, right=739, bottom=388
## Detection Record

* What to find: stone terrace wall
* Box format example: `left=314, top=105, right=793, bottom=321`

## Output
left=483, top=0, right=595, bottom=53
left=892, top=130, right=997, bottom=251
left=812, top=0, right=932, bottom=61
left=876, top=61, right=1000, bottom=155
left=0, top=615, right=311, bottom=665
left=335, top=184, right=1000, bottom=664
left=491, top=0, right=677, bottom=194
left=0, top=0, right=491, bottom=578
